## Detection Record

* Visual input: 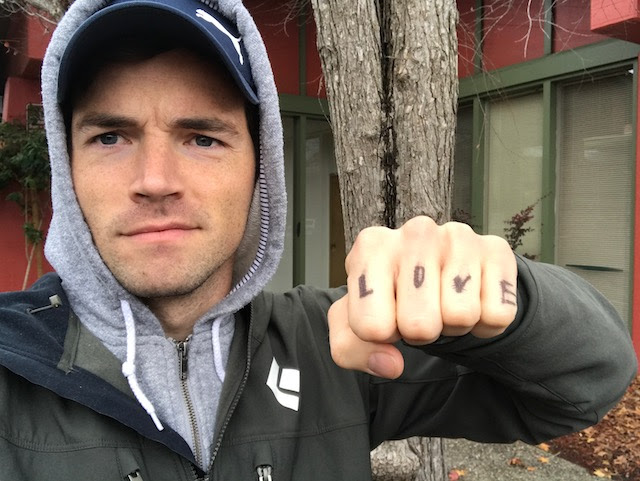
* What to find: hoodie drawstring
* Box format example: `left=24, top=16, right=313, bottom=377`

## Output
left=211, top=316, right=226, bottom=383
left=120, top=299, right=164, bottom=431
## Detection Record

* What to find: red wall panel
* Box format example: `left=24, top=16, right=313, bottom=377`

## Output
left=245, top=0, right=300, bottom=95
left=305, top=13, right=325, bottom=98
left=5, top=15, right=51, bottom=79
left=457, top=0, right=477, bottom=78
left=555, top=0, right=609, bottom=51
left=2, top=77, right=41, bottom=123
left=482, top=0, right=545, bottom=71
left=591, top=0, right=640, bottom=44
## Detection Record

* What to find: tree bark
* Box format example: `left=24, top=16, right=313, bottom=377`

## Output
left=310, top=0, right=386, bottom=248
left=311, top=0, right=458, bottom=479
left=385, top=0, right=458, bottom=225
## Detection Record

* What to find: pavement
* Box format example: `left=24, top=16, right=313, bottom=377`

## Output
left=443, top=438, right=600, bottom=481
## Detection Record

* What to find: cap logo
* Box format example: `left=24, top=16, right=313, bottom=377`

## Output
left=195, top=9, right=244, bottom=65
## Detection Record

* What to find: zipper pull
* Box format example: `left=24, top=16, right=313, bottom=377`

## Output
left=257, top=465, right=273, bottom=481
left=125, top=470, right=143, bottom=481
left=176, top=338, right=190, bottom=381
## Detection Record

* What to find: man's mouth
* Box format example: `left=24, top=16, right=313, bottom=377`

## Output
left=123, top=223, right=198, bottom=242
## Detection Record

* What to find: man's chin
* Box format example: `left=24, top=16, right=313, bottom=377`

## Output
left=117, top=273, right=213, bottom=301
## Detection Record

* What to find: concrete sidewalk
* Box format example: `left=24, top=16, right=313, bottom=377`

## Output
left=443, top=438, right=600, bottom=481
left=371, top=438, right=600, bottom=481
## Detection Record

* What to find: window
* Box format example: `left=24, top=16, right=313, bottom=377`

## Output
left=266, top=115, right=337, bottom=292
left=484, top=93, right=544, bottom=259
left=555, top=71, right=634, bottom=325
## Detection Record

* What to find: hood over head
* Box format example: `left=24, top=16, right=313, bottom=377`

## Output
left=41, top=0, right=286, bottom=334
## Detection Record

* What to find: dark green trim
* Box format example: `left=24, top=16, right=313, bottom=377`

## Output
left=474, top=0, right=483, bottom=73
left=460, top=40, right=640, bottom=99
left=540, top=80, right=556, bottom=263
left=298, top=1, right=307, bottom=96
left=292, top=116, right=307, bottom=286
left=279, top=94, right=329, bottom=117
left=471, top=97, right=485, bottom=233
left=543, top=0, right=553, bottom=56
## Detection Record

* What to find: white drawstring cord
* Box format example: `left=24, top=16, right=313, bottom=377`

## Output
left=211, top=316, right=226, bottom=383
left=120, top=299, right=164, bottom=431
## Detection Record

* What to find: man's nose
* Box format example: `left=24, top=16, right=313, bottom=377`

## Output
left=129, top=138, right=183, bottom=202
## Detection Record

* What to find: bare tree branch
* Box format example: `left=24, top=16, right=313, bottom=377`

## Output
left=0, top=0, right=71, bottom=23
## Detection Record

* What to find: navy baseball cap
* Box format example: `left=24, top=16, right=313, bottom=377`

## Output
left=57, top=0, right=258, bottom=105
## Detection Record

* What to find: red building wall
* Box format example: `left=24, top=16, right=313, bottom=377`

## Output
left=457, top=0, right=477, bottom=78
left=482, top=0, right=545, bottom=71
left=245, top=0, right=300, bottom=95
left=556, top=0, right=609, bottom=51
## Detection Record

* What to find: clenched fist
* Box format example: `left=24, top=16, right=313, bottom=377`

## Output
left=328, top=216, right=518, bottom=379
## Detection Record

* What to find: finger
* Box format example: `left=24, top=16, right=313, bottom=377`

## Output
left=346, top=229, right=399, bottom=344
left=396, top=258, right=442, bottom=345
left=472, top=236, right=518, bottom=338
left=328, top=295, right=404, bottom=379
left=440, top=225, right=482, bottom=336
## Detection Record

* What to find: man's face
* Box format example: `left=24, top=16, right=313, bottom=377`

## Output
left=71, top=49, right=256, bottom=302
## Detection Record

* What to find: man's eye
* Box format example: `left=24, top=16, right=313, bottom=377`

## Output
left=97, top=133, right=119, bottom=145
left=194, top=135, right=216, bottom=147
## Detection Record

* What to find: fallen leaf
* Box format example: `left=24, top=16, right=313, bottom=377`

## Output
left=538, top=442, right=550, bottom=452
left=448, top=469, right=466, bottom=481
left=527, top=466, right=537, bottom=472
left=593, top=469, right=611, bottom=478
left=509, top=457, right=524, bottom=467
left=538, top=456, right=550, bottom=464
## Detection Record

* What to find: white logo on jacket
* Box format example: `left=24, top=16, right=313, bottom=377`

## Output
left=266, top=357, right=300, bottom=411
left=195, top=9, right=244, bottom=65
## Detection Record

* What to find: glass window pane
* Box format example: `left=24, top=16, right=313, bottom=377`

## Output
left=485, top=93, right=544, bottom=259
left=265, top=116, right=294, bottom=292
left=453, top=105, right=473, bottom=225
left=305, top=119, right=337, bottom=288
left=556, top=72, right=634, bottom=325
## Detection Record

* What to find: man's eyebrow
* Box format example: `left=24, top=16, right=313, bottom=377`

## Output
left=75, top=113, right=138, bottom=131
left=171, top=117, right=240, bottom=136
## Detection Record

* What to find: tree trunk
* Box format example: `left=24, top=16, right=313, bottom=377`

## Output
left=310, top=0, right=458, bottom=479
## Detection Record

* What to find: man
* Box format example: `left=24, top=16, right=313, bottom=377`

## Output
left=0, top=0, right=635, bottom=479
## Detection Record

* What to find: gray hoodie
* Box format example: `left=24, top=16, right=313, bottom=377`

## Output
left=41, top=0, right=286, bottom=469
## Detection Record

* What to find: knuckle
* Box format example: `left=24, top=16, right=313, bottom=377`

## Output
left=347, top=226, right=392, bottom=269
left=483, top=234, right=512, bottom=254
left=481, top=306, right=517, bottom=328
left=398, top=315, right=441, bottom=344
left=351, top=315, right=396, bottom=342
left=353, top=226, right=390, bottom=248
left=442, top=304, right=481, bottom=328
left=401, top=216, right=437, bottom=238
left=445, top=221, right=475, bottom=238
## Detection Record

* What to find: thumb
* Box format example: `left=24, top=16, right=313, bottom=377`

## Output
left=328, top=296, right=405, bottom=379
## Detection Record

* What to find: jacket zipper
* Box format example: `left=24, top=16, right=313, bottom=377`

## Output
left=256, top=465, right=273, bottom=481
left=175, top=336, right=203, bottom=470
left=203, top=304, right=255, bottom=480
